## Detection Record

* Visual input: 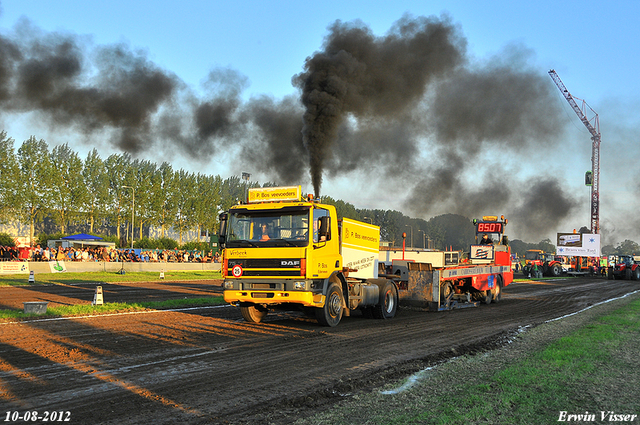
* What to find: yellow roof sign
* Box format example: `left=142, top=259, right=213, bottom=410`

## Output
left=248, top=186, right=302, bottom=203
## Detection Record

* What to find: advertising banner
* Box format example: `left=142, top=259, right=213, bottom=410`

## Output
left=556, top=233, right=600, bottom=257
left=341, top=218, right=380, bottom=279
left=48, top=260, right=67, bottom=273
left=0, top=262, right=30, bottom=274
left=247, top=186, right=301, bottom=203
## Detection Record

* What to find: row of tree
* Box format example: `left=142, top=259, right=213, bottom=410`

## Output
left=1, top=132, right=255, bottom=245
left=2, top=132, right=638, bottom=255
left=0, top=132, right=476, bottom=249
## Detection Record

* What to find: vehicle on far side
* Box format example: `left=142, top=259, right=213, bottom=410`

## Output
left=522, top=250, right=563, bottom=277
left=607, top=255, right=640, bottom=280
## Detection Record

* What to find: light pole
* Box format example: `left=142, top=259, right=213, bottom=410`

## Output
left=418, top=230, right=426, bottom=249
left=404, top=224, right=413, bottom=248
left=363, top=216, right=373, bottom=224
left=122, top=185, right=135, bottom=249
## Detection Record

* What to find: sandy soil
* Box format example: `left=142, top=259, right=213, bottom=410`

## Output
left=0, top=276, right=637, bottom=424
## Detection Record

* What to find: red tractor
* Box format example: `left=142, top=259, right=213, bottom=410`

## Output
left=607, top=255, right=640, bottom=280
left=522, top=250, right=563, bottom=277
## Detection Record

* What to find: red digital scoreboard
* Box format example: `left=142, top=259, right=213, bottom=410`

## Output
left=476, top=221, right=503, bottom=234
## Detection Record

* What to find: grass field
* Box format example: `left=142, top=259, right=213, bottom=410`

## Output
left=0, top=296, right=226, bottom=320
left=294, top=292, right=640, bottom=425
left=0, top=270, right=224, bottom=320
left=0, top=270, right=221, bottom=286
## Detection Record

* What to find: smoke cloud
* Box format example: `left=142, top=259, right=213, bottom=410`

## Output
left=0, top=13, right=593, bottom=241
left=293, top=14, right=466, bottom=195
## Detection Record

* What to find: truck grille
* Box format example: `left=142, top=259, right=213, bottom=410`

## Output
left=227, top=258, right=302, bottom=277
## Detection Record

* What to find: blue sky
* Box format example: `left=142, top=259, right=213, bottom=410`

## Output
left=1, top=0, right=639, bottom=244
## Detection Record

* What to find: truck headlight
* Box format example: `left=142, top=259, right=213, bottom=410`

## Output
left=294, top=281, right=306, bottom=290
left=224, top=281, right=234, bottom=289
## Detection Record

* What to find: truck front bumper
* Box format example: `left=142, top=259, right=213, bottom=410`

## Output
left=224, top=289, right=325, bottom=307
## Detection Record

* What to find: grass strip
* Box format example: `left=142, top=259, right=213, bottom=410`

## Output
left=0, top=296, right=225, bottom=320
left=295, top=294, right=640, bottom=425
left=0, top=270, right=221, bottom=286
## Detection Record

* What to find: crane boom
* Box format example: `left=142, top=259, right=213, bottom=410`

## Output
left=548, top=69, right=600, bottom=234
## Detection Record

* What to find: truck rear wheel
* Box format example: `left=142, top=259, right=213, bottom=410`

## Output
left=634, top=268, right=640, bottom=281
left=240, top=304, right=268, bottom=323
left=316, top=282, right=344, bottom=327
left=373, top=281, right=398, bottom=319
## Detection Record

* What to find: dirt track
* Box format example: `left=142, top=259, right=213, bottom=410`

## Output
left=0, top=277, right=638, bottom=424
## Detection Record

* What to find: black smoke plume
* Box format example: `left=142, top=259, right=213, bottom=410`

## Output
left=294, top=14, right=466, bottom=196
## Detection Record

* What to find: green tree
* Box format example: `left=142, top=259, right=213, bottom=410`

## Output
left=17, top=136, right=54, bottom=245
left=49, top=143, right=87, bottom=233
left=81, top=149, right=109, bottom=233
left=427, top=214, right=475, bottom=250
left=104, top=153, right=132, bottom=242
left=0, top=131, right=20, bottom=223
left=173, top=169, right=197, bottom=245
left=615, top=240, right=640, bottom=255
left=192, top=173, right=222, bottom=241
left=221, top=176, right=245, bottom=211
left=535, top=238, right=556, bottom=253
left=0, top=232, right=16, bottom=246
left=130, top=159, right=159, bottom=240
left=157, top=162, right=177, bottom=238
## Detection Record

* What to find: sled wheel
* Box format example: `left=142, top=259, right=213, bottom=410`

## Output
left=440, top=281, right=454, bottom=307
left=491, top=276, right=503, bottom=303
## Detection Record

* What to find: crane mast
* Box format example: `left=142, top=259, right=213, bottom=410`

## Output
left=548, top=69, right=601, bottom=234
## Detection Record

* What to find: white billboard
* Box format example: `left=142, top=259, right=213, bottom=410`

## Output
left=556, top=233, right=600, bottom=257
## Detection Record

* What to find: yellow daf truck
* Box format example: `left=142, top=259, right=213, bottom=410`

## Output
left=219, top=186, right=398, bottom=327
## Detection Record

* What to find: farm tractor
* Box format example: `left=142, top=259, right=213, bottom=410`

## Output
left=522, top=249, right=563, bottom=278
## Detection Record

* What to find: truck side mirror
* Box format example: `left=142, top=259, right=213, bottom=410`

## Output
left=318, top=216, right=330, bottom=240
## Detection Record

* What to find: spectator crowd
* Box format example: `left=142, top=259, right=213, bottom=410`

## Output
left=1, top=245, right=220, bottom=263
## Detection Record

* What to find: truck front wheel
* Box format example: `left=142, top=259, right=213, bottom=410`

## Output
left=240, top=304, right=268, bottom=323
left=550, top=264, right=562, bottom=277
left=373, top=281, right=398, bottom=319
left=316, top=282, right=344, bottom=327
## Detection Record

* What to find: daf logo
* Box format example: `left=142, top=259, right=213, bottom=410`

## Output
left=281, top=260, right=300, bottom=266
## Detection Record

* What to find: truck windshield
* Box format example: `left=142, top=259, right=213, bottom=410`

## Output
left=226, top=208, right=310, bottom=247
